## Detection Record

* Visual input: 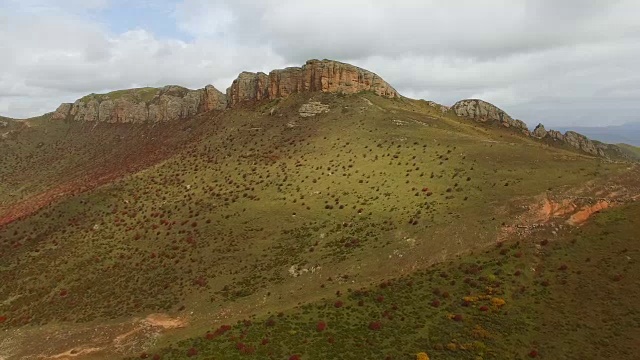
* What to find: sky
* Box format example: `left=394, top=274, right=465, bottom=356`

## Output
left=1, top=0, right=639, bottom=128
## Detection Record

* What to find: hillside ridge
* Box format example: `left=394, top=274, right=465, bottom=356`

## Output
left=6, top=58, right=632, bottom=159
left=451, top=98, right=626, bottom=158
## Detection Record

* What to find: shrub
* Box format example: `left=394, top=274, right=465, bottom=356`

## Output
left=558, top=264, right=568, bottom=271
left=369, top=321, right=382, bottom=330
left=186, top=347, right=198, bottom=357
left=416, top=352, right=430, bottom=360
left=207, top=324, right=232, bottom=339
left=316, top=321, right=327, bottom=332
left=491, top=298, right=506, bottom=307
left=334, top=301, right=344, bottom=308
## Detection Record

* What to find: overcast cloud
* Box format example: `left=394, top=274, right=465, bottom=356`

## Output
left=1, top=0, right=639, bottom=127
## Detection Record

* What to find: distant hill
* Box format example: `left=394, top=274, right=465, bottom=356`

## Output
left=556, top=123, right=640, bottom=146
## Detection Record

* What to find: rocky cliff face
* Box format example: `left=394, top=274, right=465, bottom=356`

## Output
left=51, top=59, right=398, bottom=123
left=53, top=85, right=227, bottom=123
left=226, top=59, right=399, bottom=107
left=451, top=99, right=530, bottom=134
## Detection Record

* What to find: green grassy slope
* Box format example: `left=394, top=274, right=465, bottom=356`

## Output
left=79, top=87, right=162, bottom=103
left=0, top=112, right=223, bottom=225
left=0, top=92, right=635, bottom=359
left=617, top=143, right=640, bottom=160
left=141, top=201, right=640, bottom=360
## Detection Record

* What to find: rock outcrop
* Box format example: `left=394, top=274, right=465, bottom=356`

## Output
left=50, top=59, right=398, bottom=123
left=532, top=123, right=548, bottom=138
left=538, top=127, right=617, bottom=157
left=53, top=85, right=227, bottom=123
left=226, top=59, right=399, bottom=107
left=51, top=103, right=72, bottom=120
left=453, top=100, right=613, bottom=157
left=299, top=102, right=330, bottom=117
left=0, top=120, right=8, bottom=127
left=562, top=131, right=607, bottom=157
left=451, top=99, right=530, bottom=134
left=425, top=101, right=449, bottom=114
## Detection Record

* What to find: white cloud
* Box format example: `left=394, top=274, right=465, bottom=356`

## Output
left=0, top=0, right=639, bottom=127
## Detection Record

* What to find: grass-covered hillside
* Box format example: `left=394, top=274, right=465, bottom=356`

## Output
left=0, top=92, right=638, bottom=359
left=617, top=143, right=640, bottom=160
left=141, top=200, right=640, bottom=360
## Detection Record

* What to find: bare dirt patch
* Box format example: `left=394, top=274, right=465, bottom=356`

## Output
left=0, top=314, right=187, bottom=360
left=566, top=200, right=610, bottom=225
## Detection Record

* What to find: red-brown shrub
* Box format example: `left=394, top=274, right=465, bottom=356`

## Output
left=186, top=347, right=198, bottom=357
left=317, top=321, right=327, bottom=332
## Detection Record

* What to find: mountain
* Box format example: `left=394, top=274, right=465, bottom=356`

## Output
left=1, top=59, right=639, bottom=360
left=556, top=123, right=640, bottom=146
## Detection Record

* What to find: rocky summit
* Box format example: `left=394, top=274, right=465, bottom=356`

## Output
left=226, top=59, right=399, bottom=107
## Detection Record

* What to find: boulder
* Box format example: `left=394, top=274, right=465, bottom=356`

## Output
left=532, top=123, right=547, bottom=138
left=299, top=102, right=330, bottom=117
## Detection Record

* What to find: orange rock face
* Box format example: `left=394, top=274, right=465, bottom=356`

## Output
left=226, top=59, right=399, bottom=107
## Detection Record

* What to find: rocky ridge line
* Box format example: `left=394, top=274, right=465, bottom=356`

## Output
left=45, top=59, right=627, bottom=160
left=51, top=59, right=398, bottom=124
left=451, top=99, right=621, bottom=157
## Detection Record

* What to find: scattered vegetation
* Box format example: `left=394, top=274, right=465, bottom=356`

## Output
left=0, top=92, right=637, bottom=359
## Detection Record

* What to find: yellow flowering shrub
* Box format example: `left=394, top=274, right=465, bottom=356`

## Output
left=416, top=352, right=430, bottom=360
left=491, top=297, right=506, bottom=307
